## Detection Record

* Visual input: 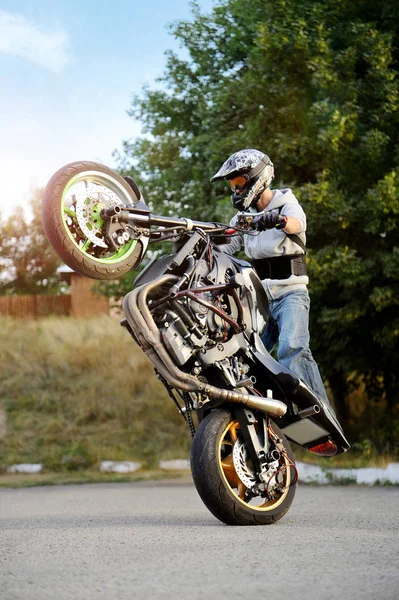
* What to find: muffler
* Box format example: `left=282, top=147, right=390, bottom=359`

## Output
left=199, top=382, right=287, bottom=417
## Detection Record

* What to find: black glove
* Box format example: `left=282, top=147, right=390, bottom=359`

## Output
left=257, top=210, right=288, bottom=231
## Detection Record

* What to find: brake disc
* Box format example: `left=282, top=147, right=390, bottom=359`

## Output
left=233, top=439, right=257, bottom=488
left=75, top=184, right=122, bottom=247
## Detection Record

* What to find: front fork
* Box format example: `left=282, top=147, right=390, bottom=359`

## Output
left=236, top=408, right=281, bottom=490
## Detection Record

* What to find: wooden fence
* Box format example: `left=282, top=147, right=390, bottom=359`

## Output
left=0, top=295, right=71, bottom=319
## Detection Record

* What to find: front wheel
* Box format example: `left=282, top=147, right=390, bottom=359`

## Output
left=42, top=161, right=148, bottom=280
left=191, top=409, right=297, bottom=525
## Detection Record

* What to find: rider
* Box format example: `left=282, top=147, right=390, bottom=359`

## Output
left=211, top=148, right=329, bottom=404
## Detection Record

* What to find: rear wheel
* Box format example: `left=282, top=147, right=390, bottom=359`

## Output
left=191, top=409, right=297, bottom=525
left=42, top=161, right=148, bottom=280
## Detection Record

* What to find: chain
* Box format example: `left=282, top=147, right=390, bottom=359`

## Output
left=155, top=370, right=196, bottom=438
left=184, top=394, right=196, bottom=438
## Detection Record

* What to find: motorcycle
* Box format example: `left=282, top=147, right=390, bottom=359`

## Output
left=42, top=161, right=350, bottom=526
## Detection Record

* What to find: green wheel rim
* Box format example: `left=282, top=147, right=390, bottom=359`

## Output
left=61, top=170, right=138, bottom=265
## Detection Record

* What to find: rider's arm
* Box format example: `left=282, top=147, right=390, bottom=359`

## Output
left=218, top=234, right=243, bottom=255
left=280, top=200, right=306, bottom=234
left=217, top=213, right=243, bottom=254
left=282, top=216, right=302, bottom=234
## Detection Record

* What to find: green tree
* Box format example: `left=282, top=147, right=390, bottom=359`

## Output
left=0, top=189, right=63, bottom=295
left=116, top=0, right=399, bottom=449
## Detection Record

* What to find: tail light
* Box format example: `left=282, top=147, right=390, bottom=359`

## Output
left=309, top=439, right=338, bottom=457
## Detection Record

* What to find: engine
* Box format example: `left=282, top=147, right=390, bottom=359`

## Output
left=156, top=253, right=256, bottom=388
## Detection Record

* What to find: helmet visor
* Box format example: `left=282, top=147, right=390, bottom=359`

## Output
left=228, top=174, right=249, bottom=192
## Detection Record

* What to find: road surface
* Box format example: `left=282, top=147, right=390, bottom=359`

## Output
left=1, top=479, right=398, bottom=599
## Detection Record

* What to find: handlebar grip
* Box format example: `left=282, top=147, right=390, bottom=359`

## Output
left=276, top=215, right=288, bottom=229
left=253, top=212, right=288, bottom=231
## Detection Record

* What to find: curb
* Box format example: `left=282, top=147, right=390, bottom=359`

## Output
left=6, top=464, right=42, bottom=474
left=3, top=461, right=399, bottom=485
left=296, top=462, right=399, bottom=485
left=100, top=461, right=142, bottom=474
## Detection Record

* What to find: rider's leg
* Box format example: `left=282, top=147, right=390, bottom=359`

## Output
left=262, top=315, right=279, bottom=354
left=266, top=289, right=329, bottom=403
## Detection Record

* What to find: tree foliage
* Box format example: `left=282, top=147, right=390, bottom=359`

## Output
left=0, top=190, right=63, bottom=295
left=116, top=0, right=399, bottom=449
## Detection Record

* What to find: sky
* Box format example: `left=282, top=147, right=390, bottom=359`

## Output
left=0, top=0, right=215, bottom=219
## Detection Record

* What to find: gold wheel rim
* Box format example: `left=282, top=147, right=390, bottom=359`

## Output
left=219, top=420, right=291, bottom=511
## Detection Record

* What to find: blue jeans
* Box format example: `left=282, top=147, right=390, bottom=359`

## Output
left=262, top=290, right=328, bottom=402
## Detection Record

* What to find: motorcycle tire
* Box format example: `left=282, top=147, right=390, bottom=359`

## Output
left=42, top=161, right=146, bottom=280
left=191, top=409, right=297, bottom=526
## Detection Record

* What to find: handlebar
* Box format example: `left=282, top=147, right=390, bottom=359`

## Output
left=101, top=205, right=287, bottom=239
left=105, top=205, right=229, bottom=233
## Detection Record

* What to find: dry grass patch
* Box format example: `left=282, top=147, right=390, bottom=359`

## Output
left=0, top=316, right=190, bottom=471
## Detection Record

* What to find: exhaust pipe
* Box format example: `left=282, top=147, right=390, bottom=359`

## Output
left=144, top=347, right=287, bottom=417
left=123, top=277, right=287, bottom=419
left=200, top=383, right=287, bottom=417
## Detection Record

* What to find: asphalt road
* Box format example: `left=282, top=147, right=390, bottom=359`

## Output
left=1, top=479, right=398, bottom=600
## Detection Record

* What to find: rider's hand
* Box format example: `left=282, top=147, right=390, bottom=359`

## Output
left=257, top=210, right=288, bottom=231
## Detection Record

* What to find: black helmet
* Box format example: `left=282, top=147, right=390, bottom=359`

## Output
left=210, top=149, right=274, bottom=210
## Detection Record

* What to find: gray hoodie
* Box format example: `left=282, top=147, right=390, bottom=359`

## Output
left=219, top=188, right=309, bottom=300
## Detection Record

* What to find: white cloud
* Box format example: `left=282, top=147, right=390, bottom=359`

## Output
left=0, top=10, right=71, bottom=73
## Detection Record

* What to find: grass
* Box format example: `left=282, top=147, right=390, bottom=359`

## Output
left=0, top=316, right=191, bottom=474
left=0, top=468, right=191, bottom=489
